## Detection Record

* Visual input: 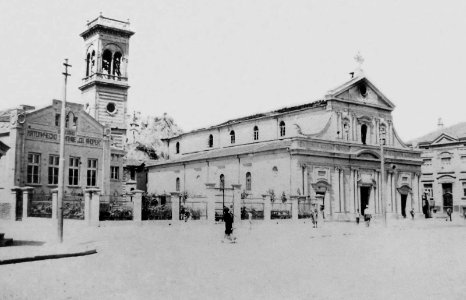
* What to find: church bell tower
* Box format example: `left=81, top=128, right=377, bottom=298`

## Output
left=79, top=14, right=135, bottom=149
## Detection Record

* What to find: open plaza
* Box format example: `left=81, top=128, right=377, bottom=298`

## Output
left=1, top=217, right=466, bottom=299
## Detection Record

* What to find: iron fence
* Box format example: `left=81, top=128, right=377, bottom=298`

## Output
left=241, top=201, right=264, bottom=220
left=142, top=194, right=172, bottom=220
left=100, top=194, right=133, bottom=221
left=29, top=190, right=52, bottom=218
left=298, top=199, right=313, bottom=219
left=181, top=201, right=208, bottom=220
left=271, top=202, right=292, bottom=219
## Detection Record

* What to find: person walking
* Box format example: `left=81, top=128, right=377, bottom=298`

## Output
left=364, top=205, right=372, bottom=227
left=446, top=207, right=452, bottom=222
left=313, top=208, right=319, bottom=228
left=410, top=208, right=415, bottom=220
left=355, top=209, right=360, bottom=225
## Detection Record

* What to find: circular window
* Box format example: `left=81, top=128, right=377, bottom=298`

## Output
left=106, top=102, right=116, bottom=114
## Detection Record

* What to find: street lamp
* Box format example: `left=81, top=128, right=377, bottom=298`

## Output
left=379, top=124, right=387, bottom=227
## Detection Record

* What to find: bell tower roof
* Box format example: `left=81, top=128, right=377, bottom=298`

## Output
left=80, top=15, right=134, bottom=40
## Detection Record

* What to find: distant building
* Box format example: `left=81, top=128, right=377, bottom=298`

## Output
left=410, top=121, right=466, bottom=215
left=147, top=73, right=423, bottom=220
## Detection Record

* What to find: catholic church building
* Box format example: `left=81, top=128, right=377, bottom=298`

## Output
left=0, top=15, right=134, bottom=221
left=147, top=72, right=423, bottom=220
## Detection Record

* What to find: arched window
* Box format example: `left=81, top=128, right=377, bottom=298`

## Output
left=102, top=49, right=112, bottom=75
left=175, top=142, right=180, bottom=154
left=246, top=172, right=251, bottom=191
left=113, top=52, right=122, bottom=76
left=230, top=130, right=235, bottom=144
left=86, top=53, right=91, bottom=77
left=176, top=177, right=180, bottom=192
left=220, top=174, right=225, bottom=189
left=208, top=134, right=213, bottom=148
left=361, top=124, right=368, bottom=145
left=65, top=112, right=77, bottom=129
left=91, top=51, right=96, bottom=74
left=253, top=126, right=259, bottom=141
left=279, top=121, right=286, bottom=137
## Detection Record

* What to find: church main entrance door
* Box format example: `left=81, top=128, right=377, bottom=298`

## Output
left=360, top=186, right=371, bottom=215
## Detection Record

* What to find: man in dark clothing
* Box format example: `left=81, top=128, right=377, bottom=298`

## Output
left=223, top=207, right=234, bottom=242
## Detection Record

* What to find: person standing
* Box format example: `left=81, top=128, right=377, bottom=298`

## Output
left=410, top=208, right=415, bottom=220
left=364, top=205, right=372, bottom=227
left=446, top=207, right=452, bottom=222
left=355, top=209, right=360, bottom=225
left=223, top=207, right=235, bottom=242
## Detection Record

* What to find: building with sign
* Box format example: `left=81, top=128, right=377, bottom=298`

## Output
left=147, top=73, right=423, bottom=221
left=410, top=121, right=466, bottom=216
left=0, top=15, right=135, bottom=221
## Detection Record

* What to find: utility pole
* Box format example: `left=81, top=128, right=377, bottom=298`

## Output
left=380, top=127, right=386, bottom=227
left=57, top=59, right=71, bottom=243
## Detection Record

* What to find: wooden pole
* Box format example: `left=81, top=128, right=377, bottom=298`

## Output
left=57, top=59, right=71, bottom=243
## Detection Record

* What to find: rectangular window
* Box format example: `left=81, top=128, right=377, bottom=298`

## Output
left=463, top=182, right=466, bottom=197
left=317, top=170, right=326, bottom=177
left=111, top=166, right=120, bottom=180
left=48, top=155, right=59, bottom=185
left=462, top=156, right=466, bottom=164
left=87, top=159, right=97, bottom=186
left=423, top=159, right=432, bottom=166
left=27, top=153, right=41, bottom=184
left=68, top=157, right=80, bottom=186
left=130, top=169, right=136, bottom=181
left=402, top=176, right=408, bottom=182
left=441, top=157, right=451, bottom=165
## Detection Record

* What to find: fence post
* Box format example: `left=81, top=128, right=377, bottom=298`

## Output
left=205, top=183, right=216, bottom=224
left=51, top=188, right=58, bottom=220
left=170, top=192, right=181, bottom=222
left=231, top=184, right=242, bottom=224
left=290, top=195, right=299, bottom=221
left=263, top=194, right=271, bottom=221
left=10, top=187, right=21, bottom=221
left=21, top=187, right=34, bottom=220
left=132, top=190, right=143, bottom=223
left=85, top=188, right=100, bottom=226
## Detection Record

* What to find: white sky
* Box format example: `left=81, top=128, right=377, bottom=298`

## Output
left=1, top=0, right=465, bottom=141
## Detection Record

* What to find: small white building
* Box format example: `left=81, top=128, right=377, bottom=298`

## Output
left=147, top=74, right=422, bottom=221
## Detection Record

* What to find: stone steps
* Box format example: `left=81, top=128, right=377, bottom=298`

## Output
left=0, top=233, right=13, bottom=247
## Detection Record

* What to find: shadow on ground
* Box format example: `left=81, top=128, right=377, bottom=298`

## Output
left=11, top=240, right=46, bottom=246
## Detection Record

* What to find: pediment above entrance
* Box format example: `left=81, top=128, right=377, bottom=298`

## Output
left=432, top=133, right=457, bottom=145
left=325, top=76, right=395, bottom=111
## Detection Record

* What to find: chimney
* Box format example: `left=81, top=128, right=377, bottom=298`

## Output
left=438, top=118, right=444, bottom=129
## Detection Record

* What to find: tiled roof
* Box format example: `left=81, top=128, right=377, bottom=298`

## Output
left=147, top=139, right=294, bottom=167
left=409, top=122, right=466, bottom=146
left=171, top=100, right=327, bottom=139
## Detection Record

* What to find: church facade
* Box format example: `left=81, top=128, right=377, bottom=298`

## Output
left=147, top=74, right=423, bottom=220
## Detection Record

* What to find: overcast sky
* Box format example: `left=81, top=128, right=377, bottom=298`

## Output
left=1, top=0, right=465, bottom=141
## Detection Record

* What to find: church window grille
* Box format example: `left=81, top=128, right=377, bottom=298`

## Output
left=176, top=177, right=180, bottom=192
left=423, top=159, right=432, bottom=166
left=253, top=126, right=259, bottom=141
left=69, top=157, right=80, bottom=186
left=27, top=153, right=41, bottom=184
left=208, top=134, right=213, bottom=148
left=246, top=172, right=251, bottom=191
left=279, top=121, right=286, bottom=137
left=361, top=124, right=368, bottom=145
left=230, top=131, right=235, bottom=144
left=48, top=155, right=59, bottom=185
left=441, top=157, right=451, bottom=165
